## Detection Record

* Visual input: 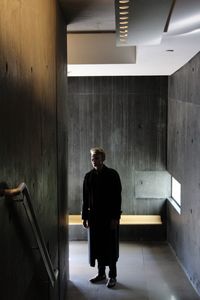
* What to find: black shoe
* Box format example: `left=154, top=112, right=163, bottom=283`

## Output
left=90, top=274, right=106, bottom=283
left=106, top=277, right=116, bottom=288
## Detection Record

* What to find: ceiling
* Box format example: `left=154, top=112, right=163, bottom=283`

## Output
left=60, top=0, right=200, bottom=76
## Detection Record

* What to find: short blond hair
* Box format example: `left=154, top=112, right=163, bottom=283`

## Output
left=90, top=147, right=106, bottom=161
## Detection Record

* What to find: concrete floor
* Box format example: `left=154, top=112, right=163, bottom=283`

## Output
left=67, top=241, right=200, bottom=300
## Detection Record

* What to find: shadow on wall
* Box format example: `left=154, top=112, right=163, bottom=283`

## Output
left=0, top=8, right=60, bottom=299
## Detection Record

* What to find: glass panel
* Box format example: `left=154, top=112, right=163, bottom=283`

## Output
left=172, top=177, right=181, bottom=206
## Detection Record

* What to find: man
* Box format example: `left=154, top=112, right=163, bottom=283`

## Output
left=82, top=147, right=122, bottom=288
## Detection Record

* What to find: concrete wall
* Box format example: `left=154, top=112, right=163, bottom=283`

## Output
left=168, top=51, right=200, bottom=294
left=0, top=1, right=68, bottom=299
left=68, top=77, right=168, bottom=218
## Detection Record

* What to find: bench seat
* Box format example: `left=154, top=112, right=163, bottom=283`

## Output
left=68, top=214, right=165, bottom=241
left=68, top=214, right=162, bottom=225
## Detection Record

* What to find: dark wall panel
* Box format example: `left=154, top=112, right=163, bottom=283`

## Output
left=168, top=51, right=200, bottom=294
left=56, top=4, right=68, bottom=300
left=68, top=76, right=168, bottom=216
left=0, top=1, right=67, bottom=299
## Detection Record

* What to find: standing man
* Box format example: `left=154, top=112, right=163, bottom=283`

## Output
left=82, top=147, right=122, bottom=288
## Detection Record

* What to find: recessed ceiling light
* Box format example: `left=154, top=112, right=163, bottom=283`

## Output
left=117, top=0, right=129, bottom=46
left=120, top=26, right=128, bottom=29
left=119, top=0, right=129, bottom=3
left=120, top=21, right=128, bottom=25
left=119, top=11, right=129, bottom=15
left=119, top=6, right=129, bottom=9
left=119, top=16, right=128, bottom=20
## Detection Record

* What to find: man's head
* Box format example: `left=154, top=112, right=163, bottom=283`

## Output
left=90, top=147, right=105, bottom=170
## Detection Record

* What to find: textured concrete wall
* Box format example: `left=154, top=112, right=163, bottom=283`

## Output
left=67, top=77, right=168, bottom=217
left=168, top=51, right=200, bottom=294
left=56, top=5, right=68, bottom=300
left=0, top=1, right=67, bottom=299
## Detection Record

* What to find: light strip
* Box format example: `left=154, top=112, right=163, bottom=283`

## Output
left=117, top=0, right=130, bottom=44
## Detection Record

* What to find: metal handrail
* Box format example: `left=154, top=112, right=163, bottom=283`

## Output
left=1, top=182, right=58, bottom=287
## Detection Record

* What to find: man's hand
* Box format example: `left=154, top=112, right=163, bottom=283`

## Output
left=83, top=219, right=89, bottom=228
left=111, top=219, right=119, bottom=230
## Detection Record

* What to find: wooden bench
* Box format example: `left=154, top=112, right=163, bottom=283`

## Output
left=68, top=214, right=165, bottom=241
left=68, top=214, right=162, bottom=225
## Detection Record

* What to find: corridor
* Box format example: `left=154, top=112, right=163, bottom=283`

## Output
left=67, top=241, right=200, bottom=300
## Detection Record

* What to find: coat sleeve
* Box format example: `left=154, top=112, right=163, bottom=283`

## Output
left=82, top=174, right=89, bottom=220
left=111, top=170, right=122, bottom=219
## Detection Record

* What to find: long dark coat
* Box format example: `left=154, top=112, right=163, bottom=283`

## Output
left=82, top=165, right=122, bottom=267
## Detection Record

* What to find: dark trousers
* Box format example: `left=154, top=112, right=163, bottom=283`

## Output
left=98, top=260, right=117, bottom=278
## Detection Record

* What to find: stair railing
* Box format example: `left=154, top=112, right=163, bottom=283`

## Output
left=1, top=182, right=58, bottom=287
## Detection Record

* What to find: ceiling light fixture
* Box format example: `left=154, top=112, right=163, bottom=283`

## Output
left=116, top=0, right=130, bottom=45
left=119, top=11, right=129, bottom=15
left=119, top=0, right=130, bottom=3
left=119, top=16, right=128, bottom=20
left=119, top=6, right=129, bottom=9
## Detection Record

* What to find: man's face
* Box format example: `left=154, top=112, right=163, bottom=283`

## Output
left=91, top=154, right=104, bottom=170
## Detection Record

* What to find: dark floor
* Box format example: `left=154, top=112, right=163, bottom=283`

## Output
left=67, top=241, right=200, bottom=300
